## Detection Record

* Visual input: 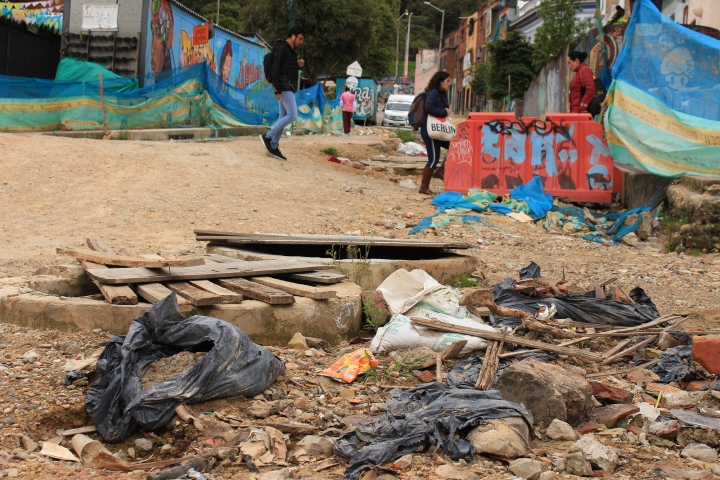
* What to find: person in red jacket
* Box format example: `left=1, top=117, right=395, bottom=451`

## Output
left=567, top=51, right=595, bottom=114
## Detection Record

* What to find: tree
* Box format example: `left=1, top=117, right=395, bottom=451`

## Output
left=244, top=0, right=399, bottom=84
left=532, top=0, right=591, bottom=70
left=486, top=30, right=536, bottom=101
left=469, top=61, right=490, bottom=100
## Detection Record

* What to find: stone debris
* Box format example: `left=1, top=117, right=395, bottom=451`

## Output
left=545, top=419, right=577, bottom=441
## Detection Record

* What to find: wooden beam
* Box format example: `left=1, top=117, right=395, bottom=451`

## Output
left=136, top=283, right=192, bottom=311
left=199, top=254, right=242, bottom=263
left=410, top=317, right=602, bottom=361
left=58, top=247, right=203, bottom=268
left=165, top=282, right=224, bottom=306
left=86, top=238, right=115, bottom=254
left=188, top=280, right=243, bottom=304
left=286, top=271, right=347, bottom=284
left=194, top=230, right=469, bottom=249
left=85, top=259, right=332, bottom=285
left=600, top=339, right=632, bottom=360
left=586, top=357, right=662, bottom=378
left=250, top=276, right=336, bottom=300
left=79, top=260, right=138, bottom=305
left=219, top=278, right=294, bottom=305
left=601, top=336, right=658, bottom=365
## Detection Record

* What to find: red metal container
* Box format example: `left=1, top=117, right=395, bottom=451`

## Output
left=444, top=113, right=618, bottom=203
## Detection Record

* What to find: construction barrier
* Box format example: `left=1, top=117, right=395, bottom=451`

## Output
left=444, top=112, right=622, bottom=203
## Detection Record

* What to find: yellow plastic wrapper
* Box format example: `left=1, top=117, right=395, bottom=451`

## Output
left=321, top=348, right=378, bottom=384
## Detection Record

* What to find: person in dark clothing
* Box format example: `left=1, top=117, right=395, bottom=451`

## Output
left=419, top=71, right=452, bottom=195
left=260, top=25, right=305, bottom=161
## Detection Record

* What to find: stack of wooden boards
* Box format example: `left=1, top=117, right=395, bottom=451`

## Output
left=57, top=239, right=347, bottom=310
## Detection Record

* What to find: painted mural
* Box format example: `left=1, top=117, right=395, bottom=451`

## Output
left=445, top=115, right=617, bottom=203
left=146, top=0, right=267, bottom=97
left=336, top=77, right=379, bottom=124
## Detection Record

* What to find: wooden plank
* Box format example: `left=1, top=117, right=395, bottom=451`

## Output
left=287, top=271, right=347, bottom=284
left=194, top=230, right=469, bottom=249
left=586, top=357, right=662, bottom=378
left=188, top=280, right=243, bottom=304
left=85, top=259, right=333, bottom=285
left=410, top=317, right=602, bottom=361
left=58, top=247, right=203, bottom=268
left=219, top=278, right=295, bottom=305
left=200, top=254, right=242, bottom=263
left=136, top=283, right=192, bottom=310
left=250, top=276, right=336, bottom=300
left=165, top=282, right=224, bottom=306
left=601, top=336, right=658, bottom=365
left=79, top=260, right=138, bottom=305
left=600, top=339, right=632, bottom=360
left=86, top=238, right=115, bottom=254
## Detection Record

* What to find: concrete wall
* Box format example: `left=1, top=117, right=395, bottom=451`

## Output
left=66, top=0, right=146, bottom=37
left=523, top=46, right=570, bottom=118
left=414, top=48, right=438, bottom=95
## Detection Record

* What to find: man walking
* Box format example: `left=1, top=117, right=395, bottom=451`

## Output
left=260, top=25, right=305, bottom=160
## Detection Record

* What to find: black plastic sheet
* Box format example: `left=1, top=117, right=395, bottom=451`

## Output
left=644, top=345, right=695, bottom=383
left=489, top=277, right=660, bottom=328
left=86, top=294, right=285, bottom=442
left=334, top=383, right=533, bottom=480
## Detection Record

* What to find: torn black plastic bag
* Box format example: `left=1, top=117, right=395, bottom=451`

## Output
left=488, top=277, right=660, bottom=328
left=86, top=293, right=285, bottom=442
left=334, top=383, right=533, bottom=480
left=644, top=345, right=695, bottom=383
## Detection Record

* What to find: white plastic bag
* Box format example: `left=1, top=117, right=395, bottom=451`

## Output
left=370, top=314, right=491, bottom=354
left=396, top=141, right=427, bottom=156
left=427, top=115, right=456, bottom=141
left=371, top=269, right=495, bottom=354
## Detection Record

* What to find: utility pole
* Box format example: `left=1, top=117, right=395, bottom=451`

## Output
left=395, top=11, right=408, bottom=83
left=403, top=12, right=412, bottom=81
left=424, top=2, right=445, bottom=66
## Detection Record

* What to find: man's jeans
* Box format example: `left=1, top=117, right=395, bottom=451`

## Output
left=266, top=91, right=297, bottom=149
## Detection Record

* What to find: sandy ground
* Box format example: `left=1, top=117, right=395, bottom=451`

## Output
left=0, top=130, right=718, bottom=314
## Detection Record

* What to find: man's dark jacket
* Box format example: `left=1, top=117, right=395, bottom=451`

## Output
left=271, top=39, right=299, bottom=93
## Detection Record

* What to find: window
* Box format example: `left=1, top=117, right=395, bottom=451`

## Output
left=468, top=18, right=475, bottom=36
left=682, top=6, right=688, bottom=23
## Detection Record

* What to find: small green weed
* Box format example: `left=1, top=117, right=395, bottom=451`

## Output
left=391, top=128, right=414, bottom=143
left=689, top=248, right=702, bottom=256
left=321, top=147, right=340, bottom=156
left=362, top=352, right=431, bottom=383
left=362, top=296, right=388, bottom=331
left=447, top=273, right=480, bottom=288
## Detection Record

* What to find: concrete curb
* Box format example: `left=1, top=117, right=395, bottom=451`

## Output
left=40, top=126, right=269, bottom=141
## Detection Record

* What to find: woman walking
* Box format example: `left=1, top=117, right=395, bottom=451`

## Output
left=340, top=86, right=356, bottom=134
left=419, top=71, right=452, bottom=195
left=567, top=51, right=595, bottom=114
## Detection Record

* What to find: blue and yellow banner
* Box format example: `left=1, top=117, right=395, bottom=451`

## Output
left=605, top=0, right=720, bottom=176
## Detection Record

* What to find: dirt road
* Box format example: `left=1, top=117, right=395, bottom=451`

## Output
left=1, top=131, right=718, bottom=313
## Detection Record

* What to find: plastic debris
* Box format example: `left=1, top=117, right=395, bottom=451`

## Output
left=320, top=348, right=378, bottom=384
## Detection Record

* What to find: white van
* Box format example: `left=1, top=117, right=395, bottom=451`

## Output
left=381, top=94, right=416, bottom=127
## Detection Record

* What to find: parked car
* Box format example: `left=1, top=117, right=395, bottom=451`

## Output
left=381, top=94, right=415, bottom=127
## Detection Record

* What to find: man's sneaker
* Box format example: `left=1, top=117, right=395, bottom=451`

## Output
left=269, top=148, right=287, bottom=161
left=259, top=134, right=273, bottom=155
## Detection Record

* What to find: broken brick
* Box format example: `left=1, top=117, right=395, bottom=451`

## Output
left=417, top=371, right=436, bottom=383
left=593, top=404, right=639, bottom=428
left=578, top=422, right=601, bottom=434
left=590, top=382, right=633, bottom=404
left=692, top=336, right=720, bottom=375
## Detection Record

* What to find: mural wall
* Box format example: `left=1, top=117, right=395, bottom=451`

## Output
left=336, top=77, right=379, bottom=124
left=145, top=0, right=270, bottom=109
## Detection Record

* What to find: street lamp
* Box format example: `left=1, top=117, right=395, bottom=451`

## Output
left=424, top=2, right=445, bottom=62
left=395, top=11, right=408, bottom=83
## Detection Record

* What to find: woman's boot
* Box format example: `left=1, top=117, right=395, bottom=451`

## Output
left=419, top=167, right=435, bottom=195
left=433, top=164, right=445, bottom=180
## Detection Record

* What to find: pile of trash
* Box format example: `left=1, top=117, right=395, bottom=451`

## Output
left=411, top=175, right=668, bottom=248
left=396, top=141, right=427, bottom=156
left=18, top=264, right=720, bottom=480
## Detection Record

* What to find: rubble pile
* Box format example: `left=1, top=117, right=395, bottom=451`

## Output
left=1, top=262, right=720, bottom=480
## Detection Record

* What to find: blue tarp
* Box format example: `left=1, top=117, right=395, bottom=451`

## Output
left=605, top=0, right=720, bottom=176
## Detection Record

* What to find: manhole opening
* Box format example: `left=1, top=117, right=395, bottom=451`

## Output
left=217, top=243, right=465, bottom=261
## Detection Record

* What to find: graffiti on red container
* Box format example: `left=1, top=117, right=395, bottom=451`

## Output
left=455, top=118, right=613, bottom=192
